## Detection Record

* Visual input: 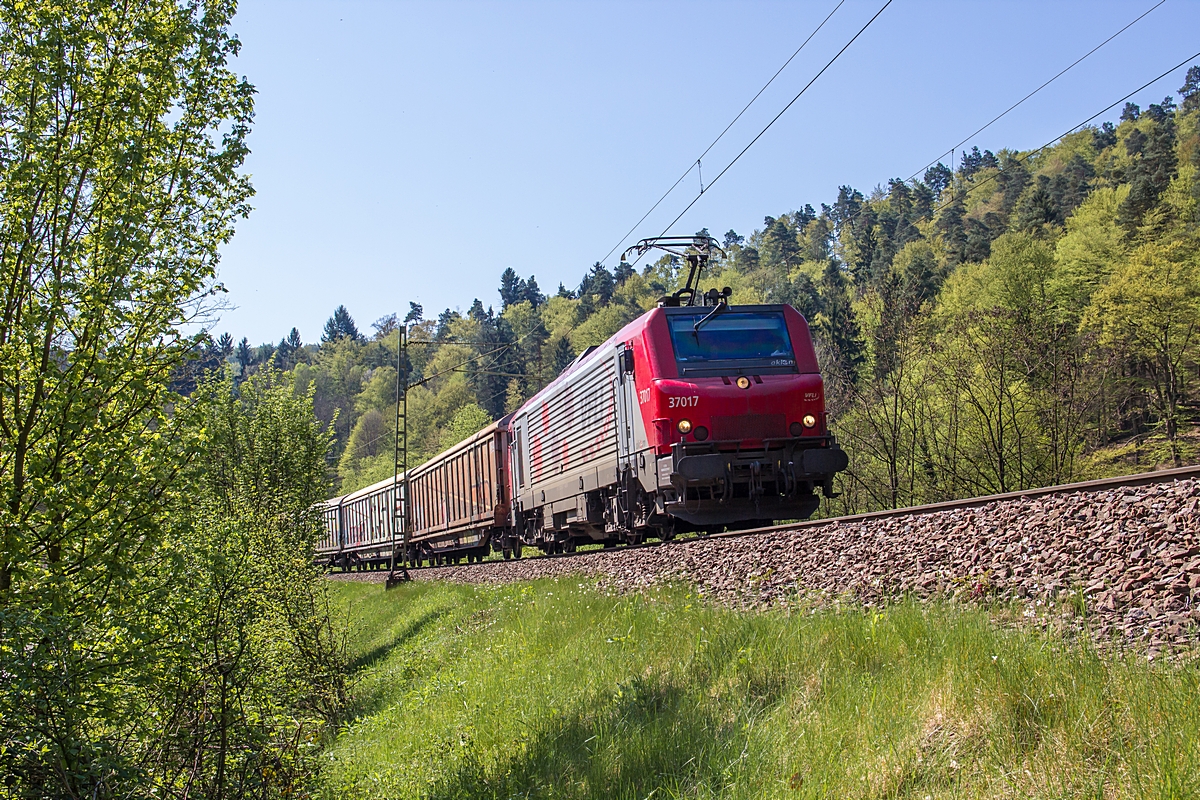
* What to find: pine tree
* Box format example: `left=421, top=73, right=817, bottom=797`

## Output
left=467, top=306, right=510, bottom=418
left=236, top=337, right=253, bottom=370
left=829, top=186, right=864, bottom=231
left=816, top=261, right=864, bottom=381
left=1181, top=65, right=1200, bottom=113
left=579, top=263, right=614, bottom=305
left=1117, top=105, right=1177, bottom=230
left=435, top=309, right=460, bottom=340
left=793, top=204, right=817, bottom=229
left=912, top=182, right=934, bottom=220
left=782, top=271, right=822, bottom=321
left=287, top=328, right=302, bottom=351
left=499, top=267, right=523, bottom=309
left=935, top=195, right=968, bottom=266
left=523, top=275, right=544, bottom=308
left=923, top=163, right=952, bottom=199
left=322, top=305, right=362, bottom=342
left=404, top=302, right=424, bottom=324
left=996, top=152, right=1031, bottom=216
left=1092, top=121, right=1117, bottom=150
left=216, top=332, right=234, bottom=358
left=613, top=261, right=634, bottom=286
left=958, top=146, right=996, bottom=178
left=551, top=336, right=576, bottom=375
left=275, top=336, right=292, bottom=368
left=762, top=216, right=799, bottom=268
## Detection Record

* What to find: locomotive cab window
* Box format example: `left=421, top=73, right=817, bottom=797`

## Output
left=668, top=310, right=797, bottom=376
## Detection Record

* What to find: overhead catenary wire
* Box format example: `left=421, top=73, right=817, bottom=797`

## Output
left=822, top=46, right=1200, bottom=251
left=916, top=48, right=1200, bottom=232
left=626, top=0, right=1163, bottom=271
left=630, top=0, right=895, bottom=267
left=596, top=0, right=847, bottom=268
left=905, top=0, right=1167, bottom=187
left=348, top=330, right=543, bottom=455
left=405, top=333, right=533, bottom=391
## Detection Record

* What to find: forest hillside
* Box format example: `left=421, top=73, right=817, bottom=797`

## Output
left=211, top=69, right=1200, bottom=514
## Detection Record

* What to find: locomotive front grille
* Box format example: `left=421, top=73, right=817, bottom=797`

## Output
left=710, top=413, right=786, bottom=441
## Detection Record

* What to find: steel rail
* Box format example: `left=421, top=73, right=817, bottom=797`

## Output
left=344, top=465, right=1200, bottom=575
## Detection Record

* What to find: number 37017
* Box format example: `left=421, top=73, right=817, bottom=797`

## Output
left=668, top=395, right=699, bottom=409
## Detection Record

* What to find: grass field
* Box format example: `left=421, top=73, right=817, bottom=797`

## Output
left=319, top=579, right=1200, bottom=799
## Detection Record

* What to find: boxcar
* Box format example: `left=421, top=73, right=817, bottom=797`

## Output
left=315, top=474, right=401, bottom=570
left=404, top=415, right=513, bottom=564
left=314, top=498, right=343, bottom=566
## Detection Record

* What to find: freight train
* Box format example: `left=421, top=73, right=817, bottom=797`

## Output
left=315, top=236, right=848, bottom=569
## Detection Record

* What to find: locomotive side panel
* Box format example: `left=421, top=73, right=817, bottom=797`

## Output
left=515, top=349, right=618, bottom=516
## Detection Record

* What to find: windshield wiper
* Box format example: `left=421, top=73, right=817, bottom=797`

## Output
left=693, top=301, right=727, bottom=336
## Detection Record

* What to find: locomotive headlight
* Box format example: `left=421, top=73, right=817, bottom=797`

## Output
left=735, top=376, right=751, bottom=389
left=677, top=418, right=693, bottom=434
left=802, top=414, right=818, bottom=429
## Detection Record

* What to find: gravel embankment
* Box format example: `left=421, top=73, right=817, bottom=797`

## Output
left=332, top=477, right=1200, bottom=650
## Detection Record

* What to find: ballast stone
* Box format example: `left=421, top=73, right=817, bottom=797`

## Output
left=335, top=477, right=1200, bottom=651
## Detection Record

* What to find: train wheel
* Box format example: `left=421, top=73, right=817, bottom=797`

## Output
left=503, top=548, right=512, bottom=560
left=513, top=542, right=523, bottom=559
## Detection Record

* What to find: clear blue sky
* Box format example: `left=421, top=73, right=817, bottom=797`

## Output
left=217, top=0, right=1200, bottom=346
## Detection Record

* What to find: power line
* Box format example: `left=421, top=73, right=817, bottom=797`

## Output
left=936, top=48, right=1200, bottom=212
left=778, top=19, right=1194, bottom=262
left=907, top=0, right=1166, bottom=187
left=596, top=0, right=847, bottom=267
left=870, top=48, right=1200, bottom=249
left=632, top=0, right=895, bottom=267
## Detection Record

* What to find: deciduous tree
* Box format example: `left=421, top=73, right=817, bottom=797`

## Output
left=0, top=0, right=254, bottom=794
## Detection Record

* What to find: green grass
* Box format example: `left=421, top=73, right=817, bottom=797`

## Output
left=320, top=579, right=1200, bottom=799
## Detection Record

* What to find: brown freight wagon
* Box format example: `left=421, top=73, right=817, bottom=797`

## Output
left=404, top=414, right=514, bottom=564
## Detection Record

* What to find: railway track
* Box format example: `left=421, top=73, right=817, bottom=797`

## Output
left=336, top=464, right=1200, bottom=651
left=712, top=463, right=1200, bottom=541
left=341, top=464, right=1200, bottom=577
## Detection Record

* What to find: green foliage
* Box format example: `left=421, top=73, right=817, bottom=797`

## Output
left=0, top=5, right=351, bottom=796
left=440, top=403, right=493, bottom=452
left=323, top=579, right=1200, bottom=799
left=0, top=0, right=255, bottom=793
left=1085, top=237, right=1200, bottom=466
left=167, top=370, right=348, bottom=798
left=249, top=75, right=1200, bottom=504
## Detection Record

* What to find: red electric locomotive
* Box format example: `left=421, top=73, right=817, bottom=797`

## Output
left=498, top=235, right=847, bottom=554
